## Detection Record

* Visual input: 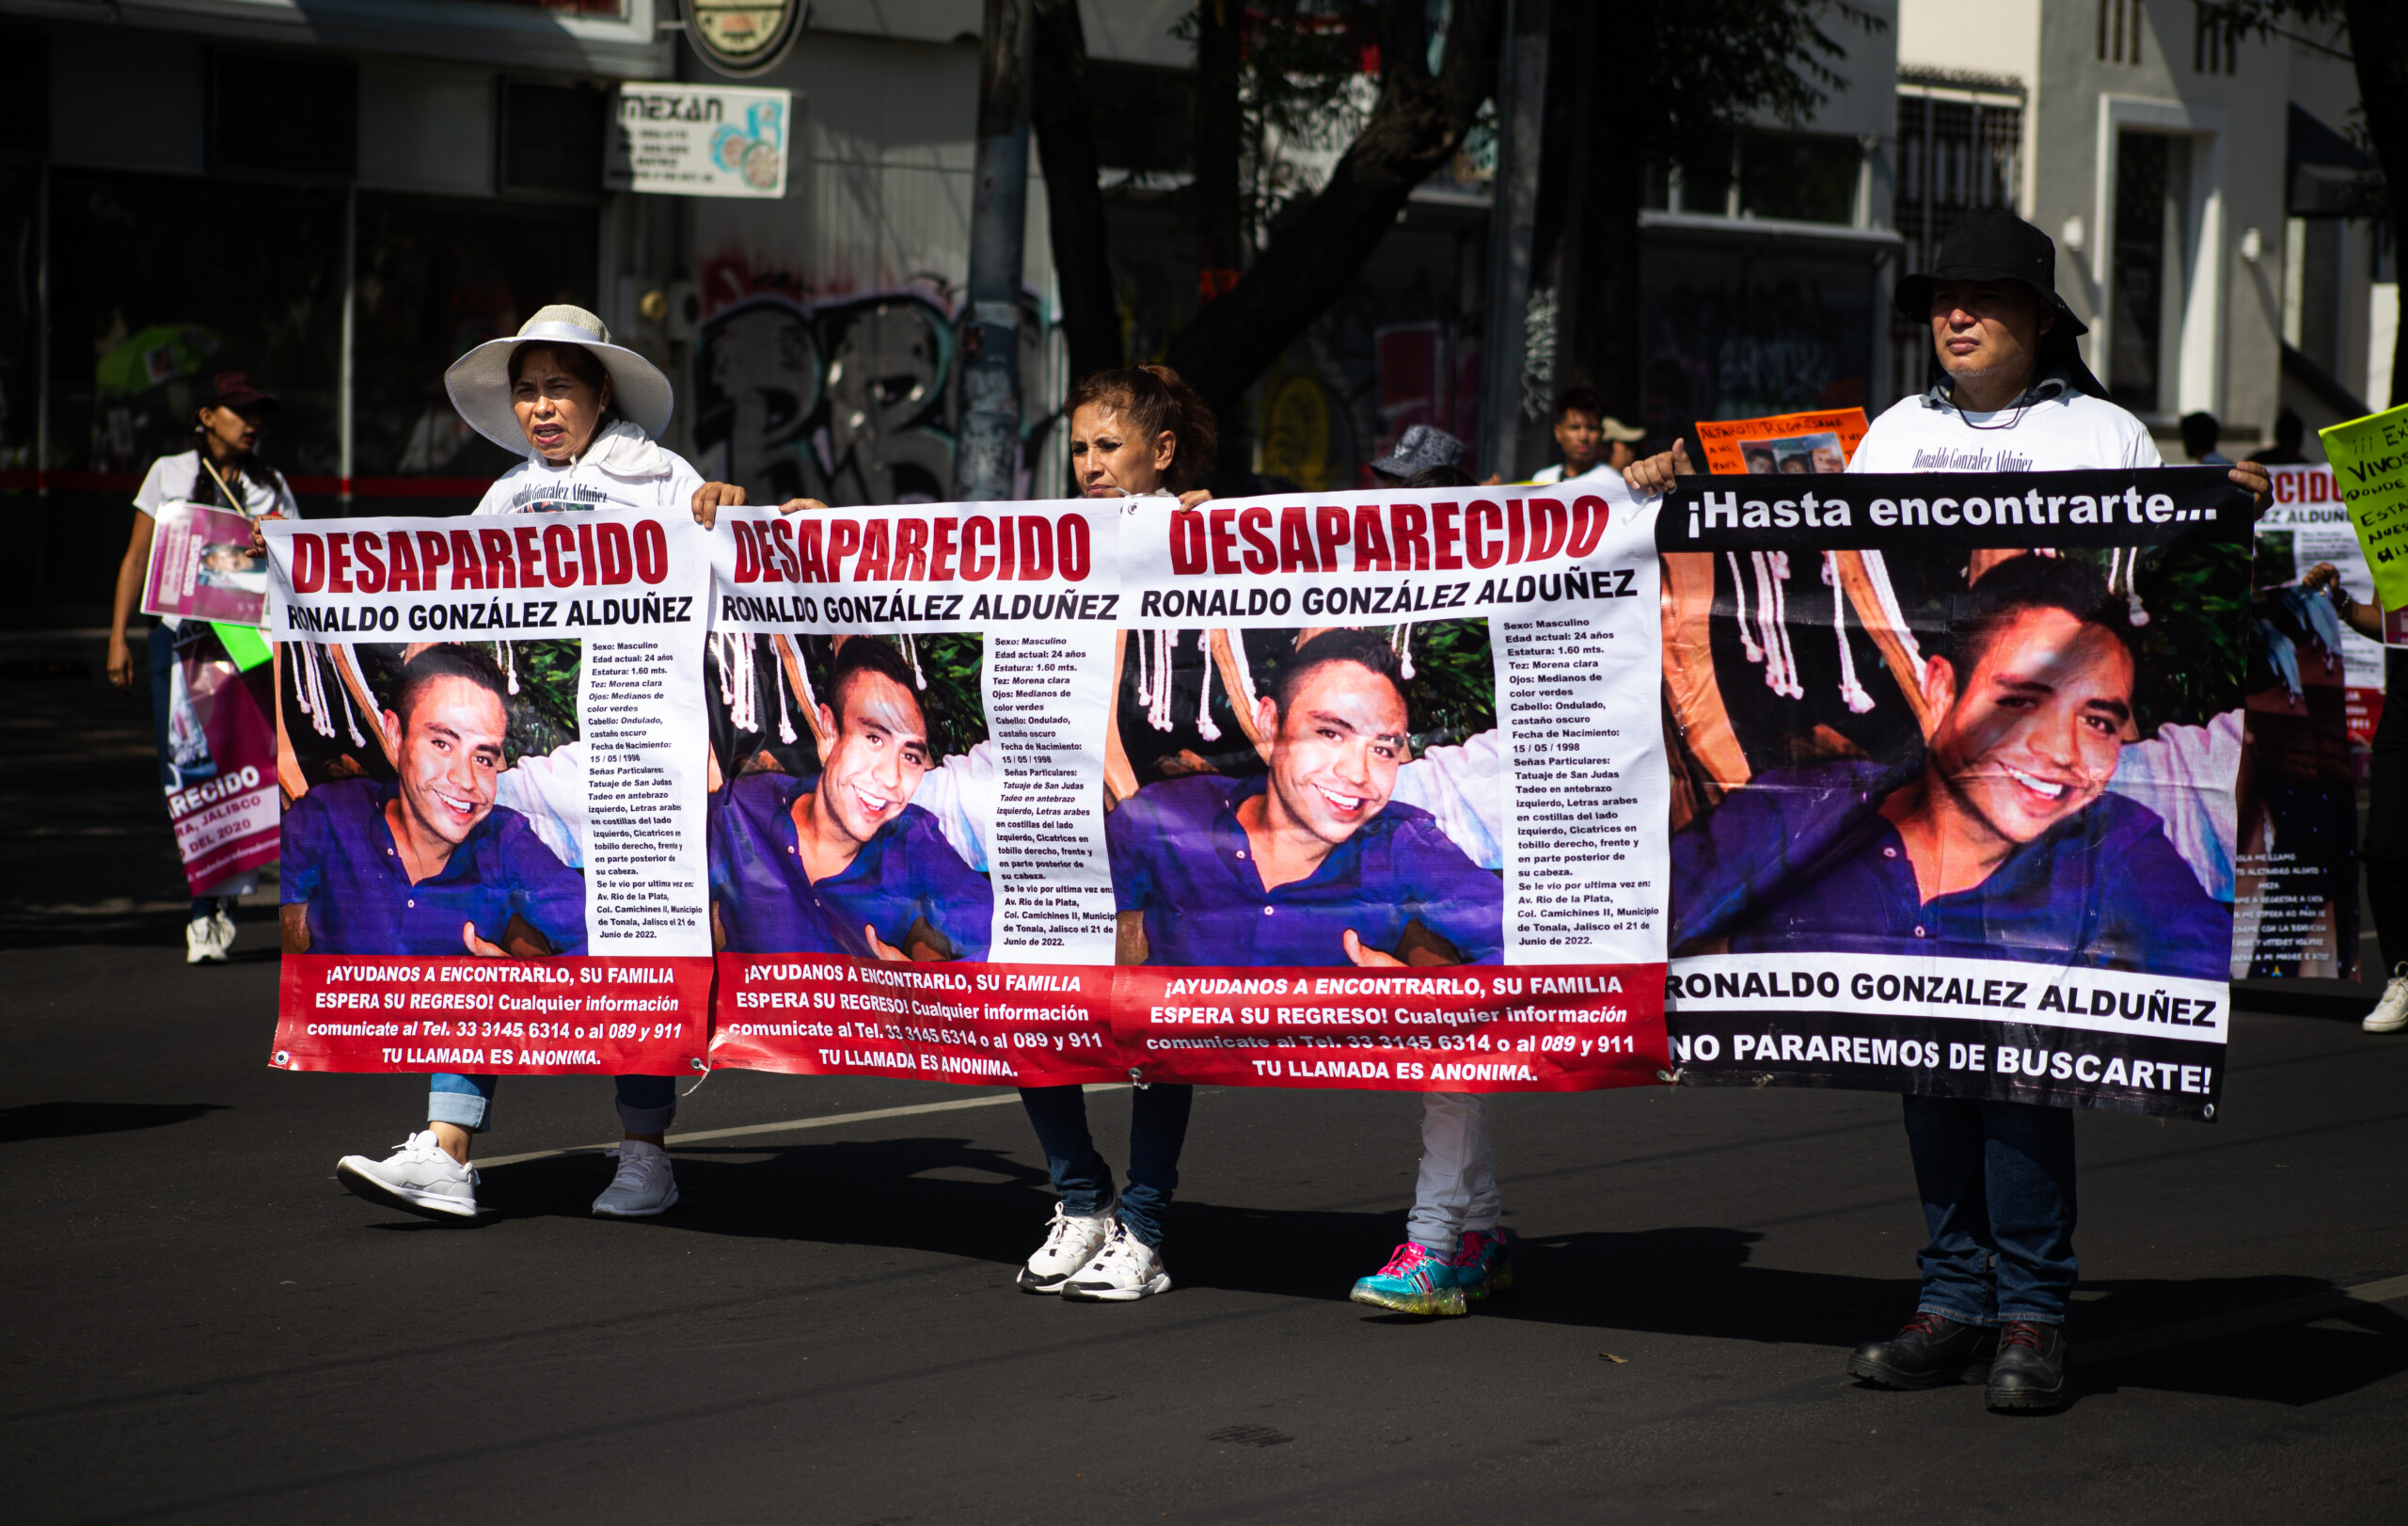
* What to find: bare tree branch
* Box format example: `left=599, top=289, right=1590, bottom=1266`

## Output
left=1165, top=0, right=1504, bottom=418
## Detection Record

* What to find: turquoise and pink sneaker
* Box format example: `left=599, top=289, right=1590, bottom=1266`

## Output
left=1458, top=1228, right=1513, bottom=1301
left=1349, top=1241, right=1468, bottom=1317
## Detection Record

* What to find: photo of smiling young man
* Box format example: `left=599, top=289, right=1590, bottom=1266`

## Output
left=281, top=642, right=586, bottom=961
left=1668, top=552, right=2231, bottom=980
left=708, top=634, right=992, bottom=962
left=1109, top=628, right=1503, bottom=970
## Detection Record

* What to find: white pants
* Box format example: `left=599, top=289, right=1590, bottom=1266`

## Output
left=1407, top=1092, right=1501, bottom=1251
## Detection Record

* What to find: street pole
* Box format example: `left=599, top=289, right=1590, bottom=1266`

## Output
left=1479, top=0, right=1548, bottom=484
left=951, top=0, right=1034, bottom=502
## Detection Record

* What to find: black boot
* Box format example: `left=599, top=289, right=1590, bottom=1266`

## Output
left=1986, top=1320, right=2067, bottom=1410
left=1846, top=1311, right=1994, bottom=1389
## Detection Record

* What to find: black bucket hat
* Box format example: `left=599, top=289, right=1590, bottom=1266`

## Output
left=1894, top=208, right=2106, bottom=397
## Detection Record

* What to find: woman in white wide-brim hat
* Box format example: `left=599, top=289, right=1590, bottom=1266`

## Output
left=329, top=306, right=703, bottom=1230
left=448, top=304, right=705, bottom=516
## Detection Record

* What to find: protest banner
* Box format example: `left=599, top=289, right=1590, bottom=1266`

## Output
left=262, top=513, right=714, bottom=1077
left=2239, top=462, right=2367, bottom=979
left=1657, top=469, right=2252, bottom=1120
left=2323, top=403, right=2408, bottom=611
left=701, top=502, right=1124, bottom=1087
left=1110, top=482, right=1671, bottom=1092
left=142, top=500, right=269, bottom=627
left=164, top=629, right=280, bottom=896
left=1696, top=409, right=1870, bottom=477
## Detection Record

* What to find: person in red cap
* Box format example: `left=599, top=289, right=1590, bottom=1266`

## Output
left=105, top=371, right=299, bottom=964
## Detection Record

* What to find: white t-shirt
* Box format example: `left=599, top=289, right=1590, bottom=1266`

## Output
left=1847, top=385, right=2162, bottom=474
left=471, top=423, right=705, bottom=517
left=134, top=451, right=298, bottom=520
left=1529, top=461, right=1620, bottom=486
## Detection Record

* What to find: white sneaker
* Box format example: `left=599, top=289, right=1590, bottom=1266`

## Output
left=184, top=915, right=227, bottom=965
left=210, top=908, right=237, bottom=957
left=1017, top=1200, right=1117, bottom=1294
left=592, top=1139, right=679, bottom=1217
left=2366, top=965, right=2408, bottom=1033
left=1061, top=1222, right=1172, bottom=1302
left=337, top=1130, right=480, bottom=1219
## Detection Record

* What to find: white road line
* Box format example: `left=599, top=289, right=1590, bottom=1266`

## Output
left=2083, top=1273, right=2408, bottom=1362
left=471, top=1085, right=1125, bottom=1169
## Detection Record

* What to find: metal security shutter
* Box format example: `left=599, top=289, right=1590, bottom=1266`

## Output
left=210, top=50, right=357, bottom=180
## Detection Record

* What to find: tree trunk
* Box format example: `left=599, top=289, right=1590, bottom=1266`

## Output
left=1029, top=0, right=1123, bottom=385
left=1553, top=1, right=1644, bottom=423
left=2344, top=0, right=2408, bottom=407
left=1166, top=0, right=1504, bottom=419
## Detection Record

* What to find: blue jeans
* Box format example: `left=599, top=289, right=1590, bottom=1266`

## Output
left=1902, top=1094, right=2078, bottom=1325
left=1018, top=1084, right=1192, bottom=1248
left=429, top=1073, right=679, bottom=1136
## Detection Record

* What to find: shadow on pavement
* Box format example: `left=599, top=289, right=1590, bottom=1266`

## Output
left=2075, top=1276, right=2408, bottom=1407
left=0, top=1100, right=230, bottom=1142
left=461, top=1136, right=1060, bottom=1262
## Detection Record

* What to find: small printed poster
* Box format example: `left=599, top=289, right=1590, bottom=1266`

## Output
left=143, top=501, right=269, bottom=627
left=608, top=84, right=791, bottom=199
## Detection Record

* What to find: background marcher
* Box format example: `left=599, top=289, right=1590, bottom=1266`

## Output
left=1529, top=389, right=1645, bottom=485
left=2181, top=411, right=2232, bottom=466
left=104, top=371, right=298, bottom=964
left=2302, top=560, right=2408, bottom=1035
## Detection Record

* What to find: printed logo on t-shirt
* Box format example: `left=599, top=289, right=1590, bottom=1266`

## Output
left=1910, top=446, right=2036, bottom=472
left=504, top=482, right=618, bottom=513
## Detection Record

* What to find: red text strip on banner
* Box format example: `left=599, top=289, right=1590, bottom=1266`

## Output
left=709, top=954, right=1122, bottom=1084
left=274, top=956, right=712, bottom=1074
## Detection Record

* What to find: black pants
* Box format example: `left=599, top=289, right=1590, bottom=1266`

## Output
left=2364, top=691, right=2408, bottom=973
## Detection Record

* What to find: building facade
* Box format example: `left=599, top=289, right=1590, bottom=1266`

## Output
left=1893, top=0, right=2391, bottom=454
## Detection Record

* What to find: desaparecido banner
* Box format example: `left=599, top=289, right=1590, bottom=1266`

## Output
left=1656, top=469, right=2252, bottom=1121
left=702, top=501, right=1125, bottom=1087
left=262, top=512, right=714, bottom=1078
left=2240, top=462, right=2368, bottom=980
left=1111, top=480, right=1671, bottom=1091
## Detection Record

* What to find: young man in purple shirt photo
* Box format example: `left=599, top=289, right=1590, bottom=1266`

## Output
left=1671, top=552, right=2231, bottom=981
left=708, top=637, right=992, bottom=962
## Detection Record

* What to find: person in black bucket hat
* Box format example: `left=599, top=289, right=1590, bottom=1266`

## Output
left=1889, top=205, right=2112, bottom=401
left=1625, top=209, right=2270, bottom=1415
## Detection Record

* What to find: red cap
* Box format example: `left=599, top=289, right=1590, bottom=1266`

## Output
left=204, top=371, right=280, bottom=414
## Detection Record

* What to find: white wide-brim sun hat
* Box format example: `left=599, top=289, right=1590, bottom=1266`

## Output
left=443, top=305, right=675, bottom=454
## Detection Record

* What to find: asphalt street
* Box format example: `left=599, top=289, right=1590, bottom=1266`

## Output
left=3, top=671, right=2405, bottom=1524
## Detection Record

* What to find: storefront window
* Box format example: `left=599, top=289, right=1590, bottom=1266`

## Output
left=1639, top=234, right=1874, bottom=432
left=351, top=192, right=600, bottom=489
left=47, top=169, right=345, bottom=479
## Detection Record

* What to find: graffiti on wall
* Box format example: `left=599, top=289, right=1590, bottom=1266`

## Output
left=693, top=279, right=1054, bottom=506
left=694, top=290, right=960, bottom=505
